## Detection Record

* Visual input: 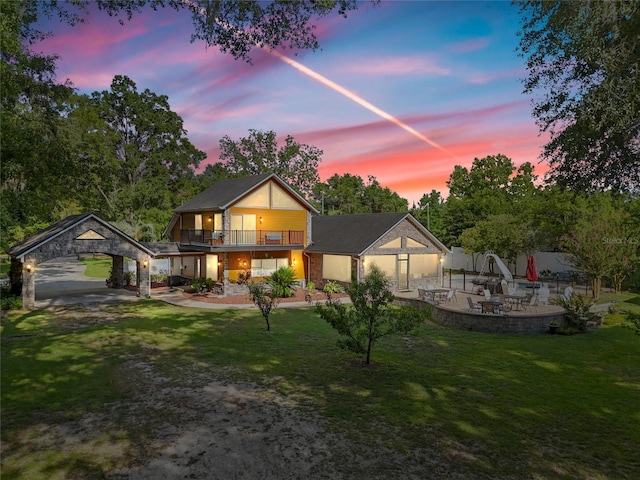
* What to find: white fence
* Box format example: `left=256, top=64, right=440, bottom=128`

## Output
left=443, top=247, right=575, bottom=277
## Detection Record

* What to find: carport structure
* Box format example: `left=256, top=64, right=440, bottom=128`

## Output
left=7, top=213, right=156, bottom=309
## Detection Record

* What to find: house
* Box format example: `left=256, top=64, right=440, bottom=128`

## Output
left=306, top=212, right=449, bottom=291
left=159, top=174, right=449, bottom=291
left=159, top=173, right=318, bottom=289
left=8, top=173, right=449, bottom=308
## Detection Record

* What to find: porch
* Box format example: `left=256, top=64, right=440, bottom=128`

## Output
left=179, top=229, right=304, bottom=247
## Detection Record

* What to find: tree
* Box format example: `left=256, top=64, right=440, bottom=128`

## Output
left=516, top=0, right=640, bottom=192
left=316, top=265, right=422, bottom=365
left=69, top=75, right=206, bottom=230
left=561, top=202, right=638, bottom=300
left=219, top=129, right=321, bottom=199
left=248, top=282, right=279, bottom=331
left=441, top=154, right=538, bottom=246
left=312, top=173, right=408, bottom=215
left=411, top=190, right=445, bottom=239
left=93, top=0, right=364, bottom=62
left=460, top=214, right=535, bottom=273
left=0, top=1, right=80, bottom=250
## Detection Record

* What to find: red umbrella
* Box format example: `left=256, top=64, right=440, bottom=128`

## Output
left=526, top=255, right=538, bottom=282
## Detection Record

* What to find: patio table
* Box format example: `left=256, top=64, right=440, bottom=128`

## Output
left=504, top=294, right=527, bottom=310
left=426, top=288, right=450, bottom=302
left=479, top=300, right=503, bottom=314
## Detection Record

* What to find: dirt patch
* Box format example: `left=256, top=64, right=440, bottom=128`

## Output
left=3, top=359, right=460, bottom=479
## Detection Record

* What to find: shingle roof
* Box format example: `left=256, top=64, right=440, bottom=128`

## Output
left=306, top=212, right=409, bottom=255
left=7, top=213, right=93, bottom=258
left=7, top=213, right=156, bottom=259
left=174, top=174, right=273, bottom=212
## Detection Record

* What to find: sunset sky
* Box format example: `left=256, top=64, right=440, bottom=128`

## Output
left=36, top=1, right=548, bottom=204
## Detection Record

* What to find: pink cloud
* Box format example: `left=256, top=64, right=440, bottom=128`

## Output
left=467, top=67, right=527, bottom=85
left=343, top=56, right=450, bottom=76
left=447, top=37, right=491, bottom=54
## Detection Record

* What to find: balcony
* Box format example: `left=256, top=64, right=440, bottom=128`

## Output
left=179, top=229, right=304, bottom=247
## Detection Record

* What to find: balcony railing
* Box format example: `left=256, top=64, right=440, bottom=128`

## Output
left=179, top=229, right=304, bottom=246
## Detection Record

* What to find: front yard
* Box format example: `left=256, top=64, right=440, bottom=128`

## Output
left=1, top=299, right=639, bottom=479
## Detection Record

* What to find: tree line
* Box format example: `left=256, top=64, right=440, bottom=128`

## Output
left=2, top=0, right=638, bottom=298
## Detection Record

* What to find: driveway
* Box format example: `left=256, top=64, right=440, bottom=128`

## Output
left=35, top=255, right=139, bottom=308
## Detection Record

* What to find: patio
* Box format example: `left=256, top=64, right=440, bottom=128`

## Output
left=394, top=288, right=566, bottom=334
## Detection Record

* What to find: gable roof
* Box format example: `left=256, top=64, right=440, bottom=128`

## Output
left=7, top=213, right=156, bottom=260
left=306, top=212, right=449, bottom=256
left=173, top=173, right=318, bottom=213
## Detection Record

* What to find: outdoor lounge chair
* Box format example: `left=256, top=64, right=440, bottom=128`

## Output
left=538, top=286, right=550, bottom=305
left=563, top=286, right=574, bottom=301
left=467, top=296, right=482, bottom=312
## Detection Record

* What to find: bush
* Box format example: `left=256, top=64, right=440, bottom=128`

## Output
left=0, top=285, right=22, bottom=310
left=191, top=277, right=213, bottom=293
left=237, top=270, right=251, bottom=285
left=551, top=294, right=597, bottom=331
left=623, top=313, right=640, bottom=335
left=267, top=266, right=297, bottom=298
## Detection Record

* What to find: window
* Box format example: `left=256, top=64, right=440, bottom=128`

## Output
left=409, top=254, right=438, bottom=278
left=364, top=255, right=396, bottom=278
left=231, top=214, right=257, bottom=244
left=251, top=258, right=289, bottom=277
left=322, top=255, right=351, bottom=282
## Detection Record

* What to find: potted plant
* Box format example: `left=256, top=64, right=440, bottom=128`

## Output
left=548, top=320, right=560, bottom=334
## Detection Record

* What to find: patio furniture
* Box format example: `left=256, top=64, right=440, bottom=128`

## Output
left=417, top=287, right=427, bottom=301
left=538, top=286, right=550, bottom=305
left=467, top=296, right=482, bottom=312
left=504, top=294, right=527, bottom=311
left=424, top=288, right=449, bottom=303
left=522, top=294, right=538, bottom=311
left=483, top=289, right=492, bottom=301
left=563, top=286, right=574, bottom=301
left=443, top=289, right=455, bottom=304
left=480, top=300, right=503, bottom=314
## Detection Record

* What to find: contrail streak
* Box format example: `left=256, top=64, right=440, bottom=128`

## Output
left=185, top=0, right=455, bottom=157
left=268, top=49, right=456, bottom=158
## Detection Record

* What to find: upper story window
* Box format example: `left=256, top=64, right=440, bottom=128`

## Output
left=235, top=181, right=303, bottom=210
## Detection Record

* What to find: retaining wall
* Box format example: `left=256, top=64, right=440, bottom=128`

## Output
left=395, top=297, right=565, bottom=334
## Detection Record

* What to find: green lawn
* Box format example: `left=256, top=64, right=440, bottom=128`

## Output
left=79, top=256, right=112, bottom=278
left=1, top=300, right=639, bottom=479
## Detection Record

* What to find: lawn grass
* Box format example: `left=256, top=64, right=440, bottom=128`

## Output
left=1, top=301, right=639, bottom=479
left=79, top=256, right=111, bottom=278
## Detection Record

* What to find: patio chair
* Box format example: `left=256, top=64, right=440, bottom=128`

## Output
left=417, top=287, right=427, bottom=301
left=467, top=296, right=482, bottom=312
left=483, top=289, right=492, bottom=301
left=523, top=294, right=538, bottom=312
left=563, top=286, right=574, bottom=301
left=538, top=286, right=550, bottom=305
left=426, top=284, right=435, bottom=291
left=444, top=289, right=455, bottom=304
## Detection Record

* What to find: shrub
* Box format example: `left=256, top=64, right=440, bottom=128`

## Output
left=123, top=271, right=135, bottom=286
left=267, top=266, right=297, bottom=298
left=623, top=313, right=640, bottom=335
left=322, top=281, right=343, bottom=302
left=237, top=270, right=251, bottom=285
left=0, top=285, right=22, bottom=310
left=551, top=294, right=597, bottom=331
left=191, top=277, right=213, bottom=293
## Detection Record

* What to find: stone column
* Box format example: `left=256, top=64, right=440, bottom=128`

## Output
left=137, top=258, right=151, bottom=298
left=111, top=255, right=124, bottom=288
left=22, top=260, right=36, bottom=310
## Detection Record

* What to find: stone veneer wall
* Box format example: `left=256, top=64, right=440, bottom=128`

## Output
left=394, top=297, right=565, bottom=334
